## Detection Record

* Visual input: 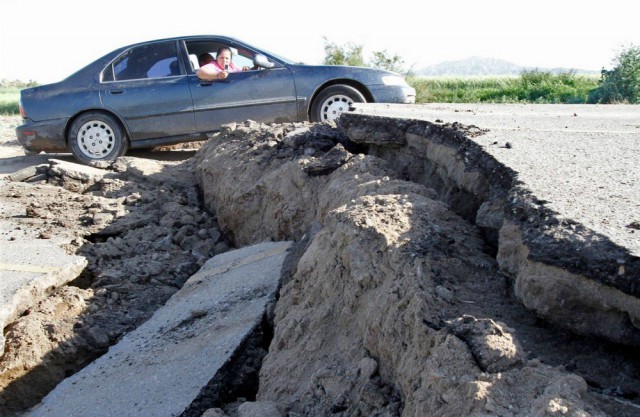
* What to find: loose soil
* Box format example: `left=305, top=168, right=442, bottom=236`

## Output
left=1, top=115, right=231, bottom=415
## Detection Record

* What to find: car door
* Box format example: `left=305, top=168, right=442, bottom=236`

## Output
left=100, top=40, right=196, bottom=143
left=188, top=65, right=298, bottom=133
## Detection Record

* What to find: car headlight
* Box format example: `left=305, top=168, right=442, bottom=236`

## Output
left=381, top=75, right=408, bottom=86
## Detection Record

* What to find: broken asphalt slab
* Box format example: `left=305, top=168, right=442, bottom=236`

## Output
left=27, top=240, right=292, bottom=417
left=0, top=158, right=119, bottom=357
left=0, top=240, right=87, bottom=357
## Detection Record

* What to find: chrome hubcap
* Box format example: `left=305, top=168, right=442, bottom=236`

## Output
left=77, top=120, right=114, bottom=158
left=321, top=94, right=353, bottom=123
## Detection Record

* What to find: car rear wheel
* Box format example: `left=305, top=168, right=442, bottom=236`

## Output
left=310, top=85, right=366, bottom=123
left=68, top=112, right=128, bottom=164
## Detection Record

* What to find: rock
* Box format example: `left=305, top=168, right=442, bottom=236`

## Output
left=237, top=401, right=281, bottom=417
left=302, top=144, right=352, bottom=176
left=201, top=408, right=227, bottom=417
left=447, top=315, right=525, bottom=373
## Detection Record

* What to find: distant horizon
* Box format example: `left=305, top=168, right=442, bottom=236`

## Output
left=415, top=56, right=602, bottom=77
left=421, top=55, right=602, bottom=69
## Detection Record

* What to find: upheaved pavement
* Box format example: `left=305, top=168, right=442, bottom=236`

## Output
left=343, top=103, right=640, bottom=344
left=27, top=241, right=291, bottom=417
left=350, top=103, right=640, bottom=257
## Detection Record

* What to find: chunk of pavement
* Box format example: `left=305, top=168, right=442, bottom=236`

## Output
left=28, top=241, right=292, bottom=417
left=6, top=164, right=43, bottom=182
left=303, top=144, right=352, bottom=176
left=0, top=240, right=87, bottom=356
left=447, top=315, right=525, bottom=373
left=48, top=158, right=114, bottom=183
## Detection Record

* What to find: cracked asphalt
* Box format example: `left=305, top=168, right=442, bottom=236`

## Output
left=351, top=103, right=640, bottom=258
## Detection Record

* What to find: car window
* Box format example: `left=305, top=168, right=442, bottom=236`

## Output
left=147, top=57, right=180, bottom=77
left=229, top=48, right=253, bottom=69
left=201, top=50, right=253, bottom=70
left=107, top=41, right=180, bottom=81
left=186, top=40, right=279, bottom=72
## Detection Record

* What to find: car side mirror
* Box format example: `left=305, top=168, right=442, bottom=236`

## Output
left=253, top=54, right=274, bottom=69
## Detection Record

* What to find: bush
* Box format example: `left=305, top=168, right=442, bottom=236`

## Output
left=0, top=102, right=19, bottom=115
left=589, top=44, right=640, bottom=103
left=518, top=71, right=595, bottom=103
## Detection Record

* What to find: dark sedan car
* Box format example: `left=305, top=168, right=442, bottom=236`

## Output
left=17, top=35, right=416, bottom=164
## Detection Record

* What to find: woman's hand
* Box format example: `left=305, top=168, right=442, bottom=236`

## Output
left=217, top=71, right=229, bottom=80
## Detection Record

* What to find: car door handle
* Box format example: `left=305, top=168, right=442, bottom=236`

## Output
left=108, top=89, right=124, bottom=95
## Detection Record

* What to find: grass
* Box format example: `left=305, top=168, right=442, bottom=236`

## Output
left=407, top=72, right=600, bottom=104
left=0, top=80, right=38, bottom=115
left=0, top=72, right=602, bottom=116
left=0, top=87, right=20, bottom=115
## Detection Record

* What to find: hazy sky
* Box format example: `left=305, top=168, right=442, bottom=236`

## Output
left=1, top=0, right=638, bottom=84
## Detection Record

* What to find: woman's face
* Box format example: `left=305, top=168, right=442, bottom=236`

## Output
left=217, top=49, right=232, bottom=68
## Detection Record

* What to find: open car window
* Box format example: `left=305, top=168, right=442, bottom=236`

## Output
left=185, top=40, right=281, bottom=72
left=228, top=48, right=253, bottom=70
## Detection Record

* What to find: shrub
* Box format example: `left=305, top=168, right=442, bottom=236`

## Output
left=0, top=102, right=19, bottom=115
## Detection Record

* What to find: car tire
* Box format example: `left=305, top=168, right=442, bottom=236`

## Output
left=68, top=112, right=128, bottom=164
left=310, top=85, right=366, bottom=123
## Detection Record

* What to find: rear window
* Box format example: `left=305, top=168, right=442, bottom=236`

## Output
left=103, top=41, right=180, bottom=82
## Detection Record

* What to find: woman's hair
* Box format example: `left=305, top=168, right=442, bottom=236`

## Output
left=216, top=46, right=232, bottom=57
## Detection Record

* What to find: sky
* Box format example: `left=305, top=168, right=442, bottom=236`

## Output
left=1, top=0, right=639, bottom=84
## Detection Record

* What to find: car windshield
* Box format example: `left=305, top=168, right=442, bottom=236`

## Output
left=230, top=38, right=296, bottom=64
left=257, top=46, right=296, bottom=64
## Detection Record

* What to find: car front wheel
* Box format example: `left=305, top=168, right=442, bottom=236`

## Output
left=310, top=85, right=366, bottom=123
left=68, top=112, right=128, bottom=164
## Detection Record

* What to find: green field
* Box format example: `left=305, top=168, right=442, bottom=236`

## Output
left=0, top=87, right=20, bottom=115
left=408, top=72, right=600, bottom=104
left=0, top=72, right=603, bottom=116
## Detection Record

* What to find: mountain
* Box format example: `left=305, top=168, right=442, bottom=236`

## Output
left=415, top=56, right=598, bottom=77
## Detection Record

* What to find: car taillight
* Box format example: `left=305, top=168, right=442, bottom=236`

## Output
left=18, top=99, right=26, bottom=118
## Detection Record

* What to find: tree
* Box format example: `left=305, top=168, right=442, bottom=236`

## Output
left=370, top=50, right=405, bottom=73
left=322, top=38, right=406, bottom=73
left=323, top=37, right=365, bottom=67
left=589, top=44, right=640, bottom=103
